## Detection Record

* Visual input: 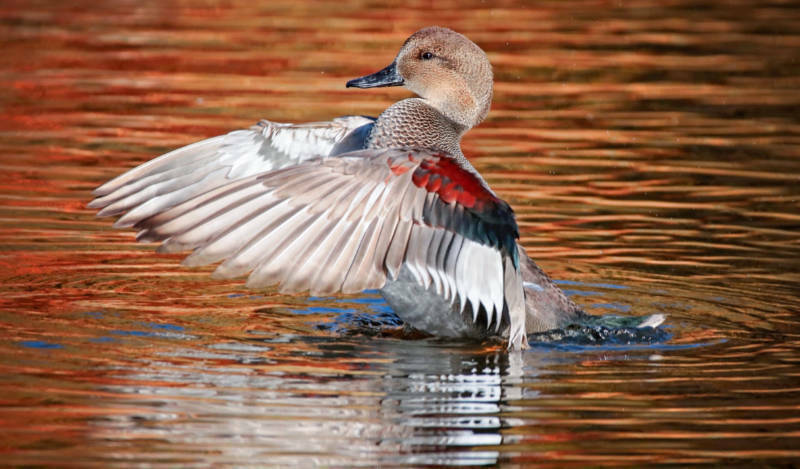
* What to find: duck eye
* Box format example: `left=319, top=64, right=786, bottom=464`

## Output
left=420, top=51, right=434, bottom=60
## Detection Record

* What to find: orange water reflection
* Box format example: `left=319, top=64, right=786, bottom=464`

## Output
left=1, top=0, right=799, bottom=466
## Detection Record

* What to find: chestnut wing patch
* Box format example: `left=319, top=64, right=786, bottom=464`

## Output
left=403, top=152, right=519, bottom=268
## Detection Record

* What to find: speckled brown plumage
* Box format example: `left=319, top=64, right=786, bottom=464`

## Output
left=367, top=98, right=465, bottom=157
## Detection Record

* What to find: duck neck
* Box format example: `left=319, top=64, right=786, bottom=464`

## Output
left=367, top=98, right=468, bottom=160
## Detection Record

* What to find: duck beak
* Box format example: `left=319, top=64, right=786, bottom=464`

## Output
left=346, top=61, right=404, bottom=88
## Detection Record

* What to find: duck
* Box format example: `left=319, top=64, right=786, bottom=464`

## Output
left=89, top=26, right=591, bottom=350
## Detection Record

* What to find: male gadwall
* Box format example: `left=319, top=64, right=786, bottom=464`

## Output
left=90, top=27, right=660, bottom=350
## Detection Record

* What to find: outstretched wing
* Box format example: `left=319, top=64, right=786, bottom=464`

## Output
left=89, top=116, right=375, bottom=228
left=112, top=148, right=525, bottom=346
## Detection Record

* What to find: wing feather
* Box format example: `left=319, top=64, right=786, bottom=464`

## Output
left=433, top=229, right=454, bottom=302
left=137, top=179, right=269, bottom=243
left=504, top=255, right=528, bottom=349
left=425, top=228, right=446, bottom=297
left=307, top=219, right=362, bottom=294
left=92, top=137, right=226, bottom=197
left=179, top=197, right=292, bottom=265
left=92, top=150, right=221, bottom=214
left=246, top=209, right=328, bottom=290
left=406, top=224, right=433, bottom=290
left=341, top=216, right=383, bottom=294
left=385, top=218, right=413, bottom=280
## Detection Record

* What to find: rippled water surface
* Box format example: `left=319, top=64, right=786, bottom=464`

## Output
left=2, top=0, right=799, bottom=466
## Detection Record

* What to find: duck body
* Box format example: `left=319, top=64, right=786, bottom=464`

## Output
left=90, top=27, right=592, bottom=349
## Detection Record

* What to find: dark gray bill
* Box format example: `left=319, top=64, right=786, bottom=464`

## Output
left=346, top=61, right=404, bottom=88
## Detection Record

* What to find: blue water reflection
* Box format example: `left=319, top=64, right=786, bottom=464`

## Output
left=18, top=340, right=63, bottom=349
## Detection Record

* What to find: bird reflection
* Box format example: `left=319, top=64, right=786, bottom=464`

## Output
left=375, top=343, right=526, bottom=465
left=87, top=337, right=530, bottom=466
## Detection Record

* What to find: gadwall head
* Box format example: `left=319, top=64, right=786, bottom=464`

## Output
left=347, top=26, right=493, bottom=131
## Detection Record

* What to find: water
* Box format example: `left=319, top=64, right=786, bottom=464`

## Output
left=1, top=0, right=799, bottom=466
